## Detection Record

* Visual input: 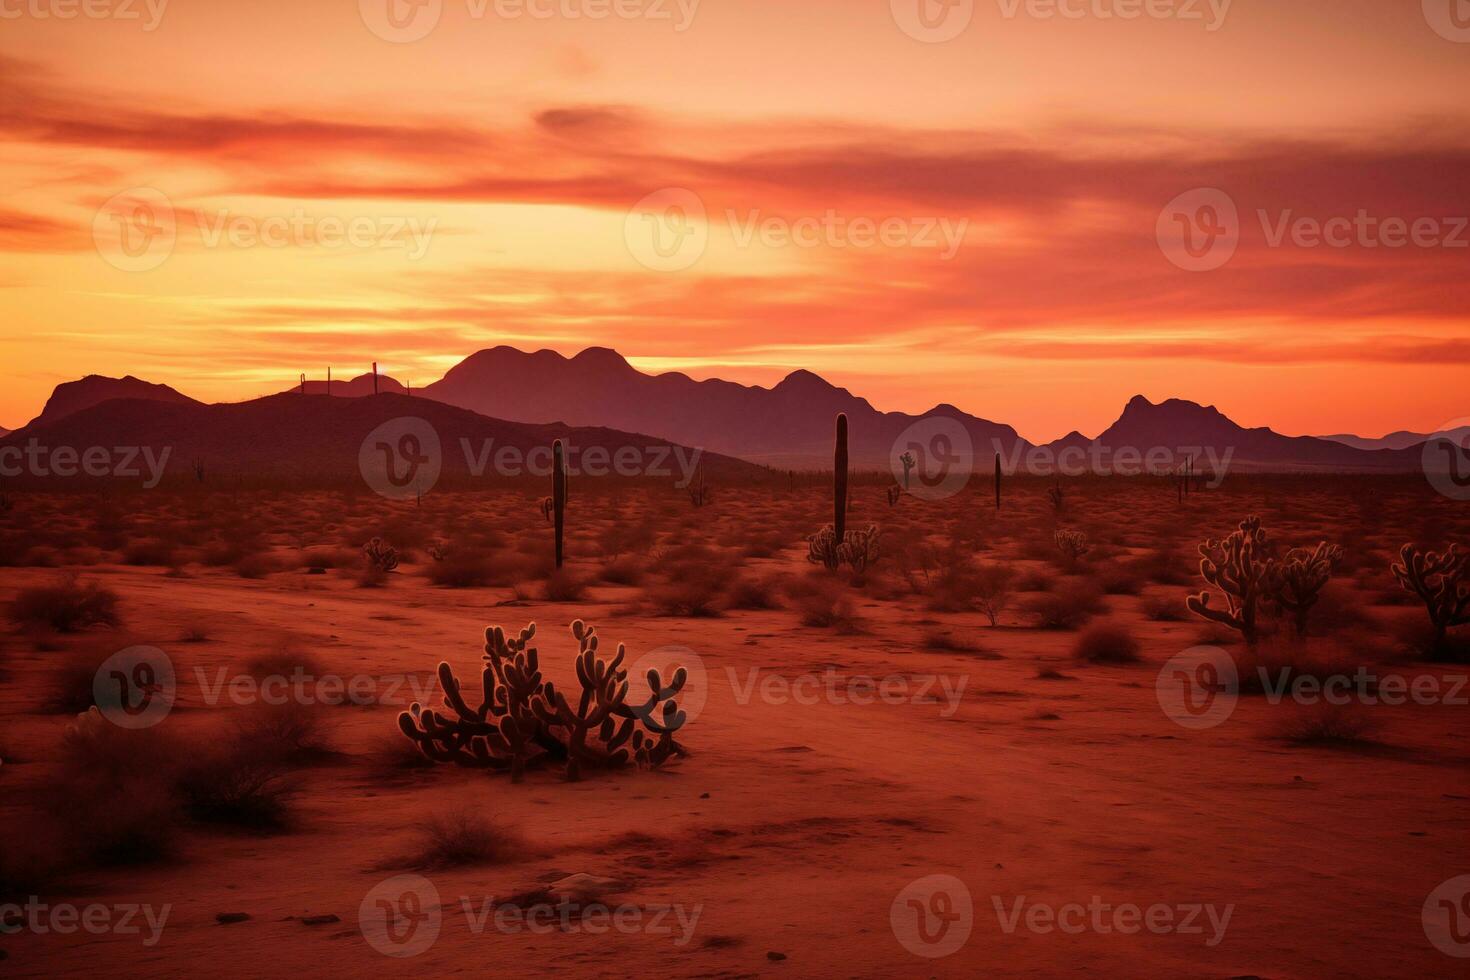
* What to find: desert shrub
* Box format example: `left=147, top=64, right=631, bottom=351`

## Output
left=650, top=565, right=732, bottom=617
left=123, top=538, right=176, bottom=566
left=427, top=553, right=493, bottom=588
left=176, top=747, right=295, bottom=829
left=1073, top=623, right=1141, bottom=663
left=1232, top=637, right=1369, bottom=696
left=1014, top=567, right=1055, bottom=593
left=543, top=568, right=590, bottom=602
left=10, top=576, right=120, bottom=632
left=1096, top=565, right=1144, bottom=595
left=1141, top=593, right=1186, bottom=621
left=725, top=574, right=783, bottom=611
left=922, top=630, right=985, bottom=654
left=234, top=554, right=277, bottom=579
left=52, top=715, right=182, bottom=864
left=1135, top=546, right=1192, bottom=586
left=795, top=584, right=860, bottom=631
left=1272, top=701, right=1381, bottom=745
left=973, top=563, right=1014, bottom=626
left=1024, top=582, right=1104, bottom=630
left=410, top=810, right=527, bottom=869
left=600, top=555, right=646, bottom=585
left=230, top=702, right=332, bottom=762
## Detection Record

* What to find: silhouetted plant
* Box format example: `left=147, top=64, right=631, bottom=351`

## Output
left=1275, top=542, right=1343, bottom=637
left=363, top=537, right=400, bottom=572
left=1187, top=516, right=1280, bottom=646
left=1391, top=544, right=1469, bottom=656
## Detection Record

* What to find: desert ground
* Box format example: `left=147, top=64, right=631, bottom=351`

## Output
left=1, top=474, right=1467, bottom=978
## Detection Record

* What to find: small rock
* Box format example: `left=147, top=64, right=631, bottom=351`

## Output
left=300, top=914, right=340, bottom=926
left=216, top=912, right=251, bottom=925
left=306, top=567, right=326, bottom=575
left=700, top=792, right=711, bottom=799
left=767, top=951, right=787, bottom=962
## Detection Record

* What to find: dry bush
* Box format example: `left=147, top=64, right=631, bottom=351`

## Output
left=1073, top=623, right=1141, bottom=663
left=409, top=809, right=527, bottom=869
left=358, top=563, right=389, bottom=588
left=51, top=718, right=183, bottom=864
left=177, top=747, right=295, bottom=829
left=427, top=552, right=494, bottom=588
left=1134, top=546, right=1193, bottom=586
left=1272, top=701, right=1381, bottom=745
left=123, top=538, right=177, bottom=566
left=1024, top=581, right=1104, bottom=630
left=233, top=554, right=277, bottom=579
left=725, top=574, right=784, bottom=611
left=1096, top=565, right=1144, bottom=595
left=599, top=555, right=646, bottom=585
left=922, top=630, right=986, bottom=654
left=1232, top=637, right=1371, bottom=696
left=1141, top=593, right=1187, bottom=621
left=1014, top=567, right=1056, bottom=593
left=795, top=582, right=861, bottom=631
left=10, top=576, right=120, bottom=632
left=542, top=568, right=590, bottom=602
left=230, top=701, right=333, bottom=763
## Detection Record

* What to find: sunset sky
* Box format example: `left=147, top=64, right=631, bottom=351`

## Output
left=1, top=0, right=1467, bottom=440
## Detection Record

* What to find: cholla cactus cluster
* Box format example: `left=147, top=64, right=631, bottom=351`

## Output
left=807, top=523, right=881, bottom=573
left=1053, top=528, right=1089, bottom=563
left=1392, top=544, right=1470, bottom=651
left=1187, top=517, right=1344, bottom=644
left=1277, top=542, right=1344, bottom=637
left=363, top=537, right=400, bottom=572
left=397, top=620, right=689, bottom=783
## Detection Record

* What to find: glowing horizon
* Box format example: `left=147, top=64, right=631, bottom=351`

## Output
left=2, top=0, right=1467, bottom=440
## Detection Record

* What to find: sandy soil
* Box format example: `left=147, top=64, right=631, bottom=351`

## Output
left=0, top=480, right=1467, bottom=978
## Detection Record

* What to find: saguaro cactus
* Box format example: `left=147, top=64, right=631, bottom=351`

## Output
left=552, top=439, right=567, bottom=569
left=299, top=373, right=306, bottom=395
left=372, top=361, right=379, bottom=395
left=994, top=453, right=1002, bottom=511
left=834, top=413, right=848, bottom=540
left=899, top=450, right=915, bottom=491
left=1187, top=516, right=1280, bottom=645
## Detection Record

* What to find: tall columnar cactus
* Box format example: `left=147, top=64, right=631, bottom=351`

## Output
left=1276, top=542, right=1343, bottom=637
left=1187, top=516, right=1280, bottom=645
left=1392, top=544, right=1470, bottom=652
left=994, top=453, right=1002, bottom=511
left=834, top=413, right=848, bottom=540
left=372, top=361, right=379, bottom=395
left=552, top=439, right=566, bottom=569
left=397, top=620, right=689, bottom=782
left=899, top=450, right=915, bottom=491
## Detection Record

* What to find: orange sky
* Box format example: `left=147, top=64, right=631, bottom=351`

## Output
left=1, top=0, right=1467, bottom=439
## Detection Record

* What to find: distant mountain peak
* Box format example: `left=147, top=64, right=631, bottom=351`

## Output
left=27, top=374, right=197, bottom=429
